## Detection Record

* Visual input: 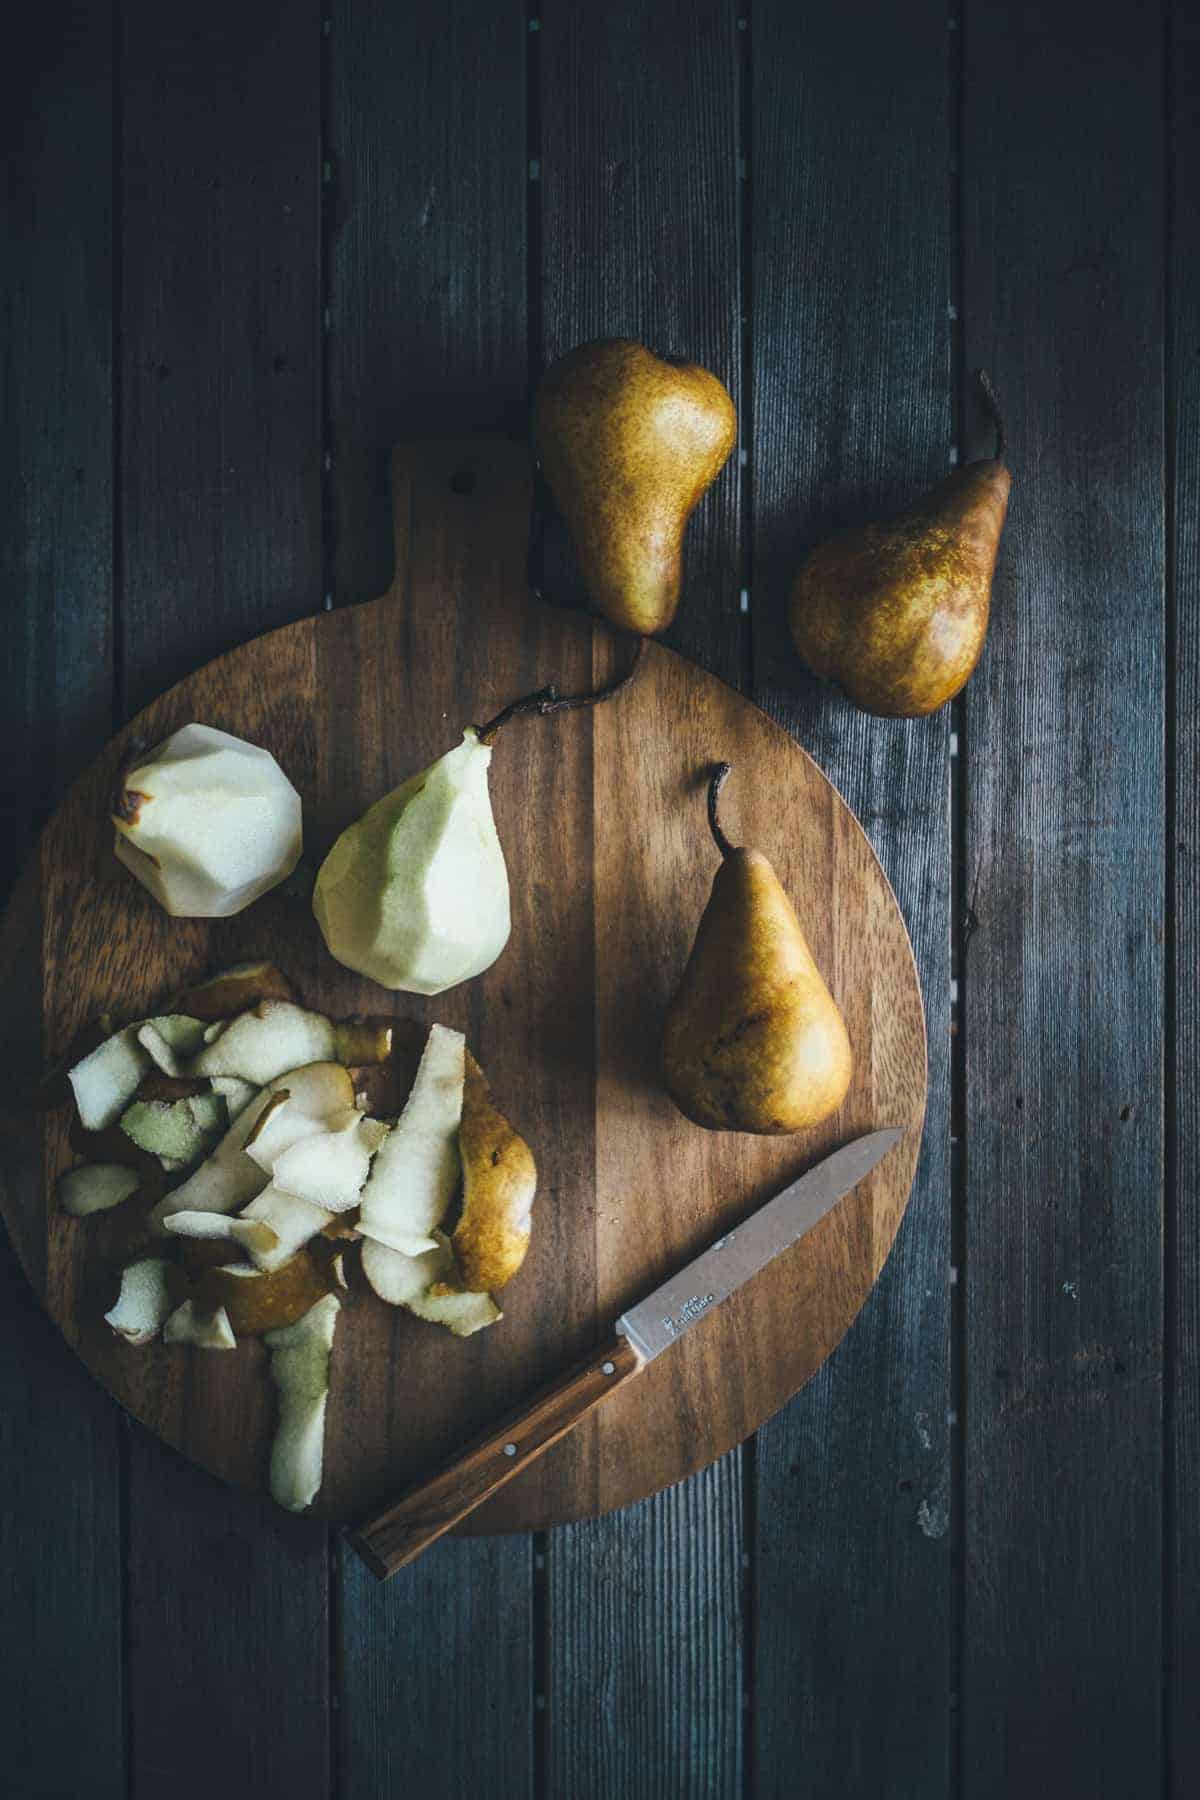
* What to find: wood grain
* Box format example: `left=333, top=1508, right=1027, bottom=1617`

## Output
left=536, top=7, right=747, bottom=1784
left=0, top=436, right=925, bottom=1532
left=115, top=10, right=330, bottom=1798
left=336, top=1533, right=534, bottom=1800
left=0, top=10, right=124, bottom=1798
left=961, top=2, right=1166, bottom=1789
left=547, top=1453, right=746, bottom=1798
left=1169, top=1, right=1199, bottom=1787
left=538, top=0, right=744, bottom=678
left=327, top=0, right=530, bottom=611
left=749, top=2, right=954, bottom=1791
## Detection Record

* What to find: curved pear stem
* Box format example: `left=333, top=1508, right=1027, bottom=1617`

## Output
left=707, top=762, right=737, bottom=859
left=475, top=636, right=645, bottom=744
left=976, top=369, right=1006, bottom=463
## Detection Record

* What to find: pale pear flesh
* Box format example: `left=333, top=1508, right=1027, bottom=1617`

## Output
left=265, top=1294, right=340, bottom=1512
left=534, top=338, right=737, bottom=636
left=313, top=731, right=511, bottom=995
left=360, top=1230, right=500, bottom=1338
left=790, top=459, right=1011, bottom=718
left=662, top=848, right=852, bottom=1135
left=357, top=1023, right=464, bottom=1254
left=113, top=722, right=302, bottom=917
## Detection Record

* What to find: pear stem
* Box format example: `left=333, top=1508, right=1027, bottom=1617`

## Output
left=475, top=636, right=645, bottom=744
left=707, top=762, right=736, bottom=859
left=976, top=369, right=1006, bottom=462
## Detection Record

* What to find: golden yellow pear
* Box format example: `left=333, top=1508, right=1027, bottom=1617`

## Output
left=534, top=338, right=736, bottom=636
left=790, top=372, right=1011, bottom=717
left=661, top=765, right=852, bottom=1135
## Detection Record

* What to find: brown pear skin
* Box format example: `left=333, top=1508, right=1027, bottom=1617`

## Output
left=790, top=372, right=1011, bottom=718
left=661, top=766, right=853, bottom=1135
left=534, top=338, right=737, bottom=636
left=450, top=1051, right=537, bottom=1293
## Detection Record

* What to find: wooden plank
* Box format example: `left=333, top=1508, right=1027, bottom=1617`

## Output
left=327, top=0, right=530, bottom=611
left=118, top=1, right=323, bottom=716
left=116, top=8, right=330, bottom=1796
left=1169, top=1, right=1198, bottom=1789
left=337, top=1537, right=533, bottom=1796
left=0, top=9, right=124, bottom=1797
left=537, top=3, right=746, bottom=1789
left=749, top=2, right=954, bottom=1792
left=326, top=7, right=534, bottom=1794
left=538, top=0, right=744, bottom=676
left=960, top=2, right=1166, bottom=1790
left=547, top=1459, right=744, bottom=1797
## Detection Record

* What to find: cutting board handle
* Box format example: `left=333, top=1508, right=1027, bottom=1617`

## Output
left=350, top=1331, right=644, bottom=1578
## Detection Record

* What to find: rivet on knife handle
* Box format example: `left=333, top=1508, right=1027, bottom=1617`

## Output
left=350, top=1332, right=643, bottom=1579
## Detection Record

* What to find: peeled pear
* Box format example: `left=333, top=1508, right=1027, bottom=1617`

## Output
left=661, top=765, right=852, bottom=1135
left=790, top=372, right=1011, bottom=717
left=534, top=338, right=737, bottom=635
left=113, top=723, right=302, bottom=917
left=313, top=730, right=509, bottom=995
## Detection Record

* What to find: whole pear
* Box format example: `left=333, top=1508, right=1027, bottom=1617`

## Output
left=790, top=372, right=1011, bottom=717
left=534, top=338, right=736, bottom=636
left=661, top=765, right=852, bottom=1135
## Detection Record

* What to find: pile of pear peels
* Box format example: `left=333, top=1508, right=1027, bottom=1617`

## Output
left=52, top=961, right=537, bottom=1513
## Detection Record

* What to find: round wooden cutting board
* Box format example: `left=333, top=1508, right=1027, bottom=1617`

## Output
left=0, top=438, right=926, bottom=1533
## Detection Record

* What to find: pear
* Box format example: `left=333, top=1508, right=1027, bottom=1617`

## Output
left=534, top=337, right=737, bottom=636
left=113, top=723, right=303, bottom=917
left=790, top=372, right=1011, bottom=718
left=661, top=765, right=852, bottom=1135
left=313, top=730, right=510, bottom=995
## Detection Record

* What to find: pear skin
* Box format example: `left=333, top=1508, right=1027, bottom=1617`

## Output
left=450, top=1051, right=537, bottom=1294
left=534, top=338, right=737, bottom=636
left=661, top=767, right=852, bottom=1135
left=790, top=373, right=1011, bottom=718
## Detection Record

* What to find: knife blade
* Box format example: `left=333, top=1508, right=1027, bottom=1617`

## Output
left=352, top=1126, right=903, bottom=1578
left=616, top=1127, right=903, bottom=1362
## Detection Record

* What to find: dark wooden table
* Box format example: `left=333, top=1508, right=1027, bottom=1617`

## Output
left=2, top=5, right=1194, bottom=1796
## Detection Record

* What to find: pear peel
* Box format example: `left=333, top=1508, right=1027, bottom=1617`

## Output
left=451, top=1052, right=536, bottom=1293
left=104, top=1257, right=182, bottom=1345
left=265, top=1294, right=340, bottom=1512
left=360, top=1230, right=500, bottom=1338
left=790, top=370, right=1011, bottom=719
left=661, top=764, right=853, bottom=1135
left=357, top=1024, right=464, bottom=1254
left=58, top=1163, right=141, bottom=1218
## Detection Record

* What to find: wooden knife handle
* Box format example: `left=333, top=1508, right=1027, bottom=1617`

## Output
left=350, top=1332, right=644, bottom=1578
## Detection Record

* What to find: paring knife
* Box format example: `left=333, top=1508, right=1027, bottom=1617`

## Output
left=352, top=1126, right=903, bottom=1578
